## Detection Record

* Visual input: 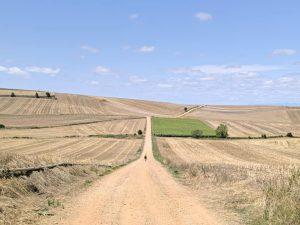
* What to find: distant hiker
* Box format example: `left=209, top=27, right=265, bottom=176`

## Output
left=144, top=154, right=147, bottom=162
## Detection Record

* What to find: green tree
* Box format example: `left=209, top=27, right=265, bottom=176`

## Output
left=0, top=124, right=5, bottom=129
left=216, top=124, right=228, bottom=138
left=138, top=130, right=143, bottom=135
left=191, top=130, right=203, bottom=138
left=11, top=92, right=16, bottom=97
left=35, top=92, right=39, bottom=98
left=46, top=92, right=51, bottom=98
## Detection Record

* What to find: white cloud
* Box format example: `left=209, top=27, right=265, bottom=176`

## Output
left=94, top=66, right=112, bottom=75
left=199, top=76, right=215, bottom=81
left=90, top=81, right=99, bottom=85
left=129, top=75, right=147, bottom=84
left=278, top=76, right=295, bottom=84
left=195, top=12, right=213, bottom=21
left=137, top=46, right=155, bottom=53
left=170, top=64, right=280, bottom=77
left=157, top=83, right=173, bottom=88
left=81, top=45, right=99, bottom=53
left=129, top=13, right=139, bottom=20
left=0, top=65, right=28, bottom=77
left=271, top=49, right=296, bottom=56
left=26, top=66, right=60, bottom=76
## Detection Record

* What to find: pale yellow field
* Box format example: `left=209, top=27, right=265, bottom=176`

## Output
left=0, top=118, right=146, bottom=138
left=0, top=89, right=184, bottom=116
left=157, top=137, right=300, bottom=166
left=0, top=114, right=141, bottom=128
left=0, top=138, right=142, bottom=165
left=184, top=105, right=300, bottom=137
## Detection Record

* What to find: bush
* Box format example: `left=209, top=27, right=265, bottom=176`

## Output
left=11, top=92, right=16, bottom=97
left=35, top=92, right=39, bottom=98
left=191, top=130, right=203, bottom=139
left=45, top=92, right=51, bottom=98
left=184, top=107, right=188, bottom=112
left=216, top=124, right=228, bottom=138
left=137, top=130, right=143, bottom=135
left=287, top=132, right=293, bottom=137
left=0, top=124, right=5, bottom=129
left=261, top=134, right=267, bottom=139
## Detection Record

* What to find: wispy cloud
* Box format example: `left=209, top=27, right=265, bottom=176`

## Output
left=137, top=46, right=155, bottom=53
left=81, top=45, right=99, bottom=54
left=271, top=49, right=296, bottom=56
left=0, top=65, right=60, bottom=77
left=0, top=66, right=27, bottom=76
left=90, top=81, right=99, bottom=85
left=26, top=66, right=60, bottom=76
left=129, top=75, right=147, bottom=84
left=94, top=66, right=113, bottom=75
left=195, top=12, right=213, bottom=21
left=199, top=76, right=215, bottom=81
left=129, top=13, right=139, bottom=20
left=157, top=83, right=173, bottom=88
left=170, top=64, right=280, bottom=77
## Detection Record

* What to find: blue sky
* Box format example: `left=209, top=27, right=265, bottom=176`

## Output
left=0, top=0, right=300, bottom=105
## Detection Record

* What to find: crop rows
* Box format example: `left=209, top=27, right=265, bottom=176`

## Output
left=0, top=138, right=143, bottom=165
left=157, top=137, right=300, bottom=166
left=0, top=118, right=146, bottom=138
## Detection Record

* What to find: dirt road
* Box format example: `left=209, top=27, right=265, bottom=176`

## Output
left=176, top=105, right=204, bottom=118
left=54, top=117, right=221, bottom=225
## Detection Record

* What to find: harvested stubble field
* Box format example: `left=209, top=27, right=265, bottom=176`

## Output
left=184, top=105, right=300, bottom=137
left=0, top=89, right=184, bottom=116
left=0, top=118, right=146, bottom=138
left=155, top=137, right=300, bottom=224
left=157, top=137, right=300, bottom=166
left=0, top=114, right=141, bottom=128
left=0, top=138, right=143, bottom=165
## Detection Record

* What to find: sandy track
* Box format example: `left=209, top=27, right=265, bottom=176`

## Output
left=51, top=117, right=220, bottom=225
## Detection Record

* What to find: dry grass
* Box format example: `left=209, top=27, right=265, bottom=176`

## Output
left=155, top=137, right=300, bottom=224
left=0, top=153, right=110, bottom=225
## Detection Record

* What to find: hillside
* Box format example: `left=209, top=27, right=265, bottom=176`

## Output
left=0, top=89, right=184, bottom=117
left=183, top=105, right=300, bottom=137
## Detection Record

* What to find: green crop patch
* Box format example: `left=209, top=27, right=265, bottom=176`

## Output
left=152, top=117, right=215, bottom=137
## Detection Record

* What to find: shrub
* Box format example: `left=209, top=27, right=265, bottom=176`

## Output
left=0, top=124, right=5, bottom=129
left=261, top=134, right=267, bottom=139
left=216, top=124, right=228, bottom=138
left=35, top=92, right=39, bottom=98
left=137, top=130, right=143, bottom=135
left=45, top=92, right=51, bottom=98
left=11, top=92, right=16, bottom=97
left=287, top=132, right=293, bottom=137
left=191, top=130, right=203, bottom=139
left=184, top=107, right=188, bottom=112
